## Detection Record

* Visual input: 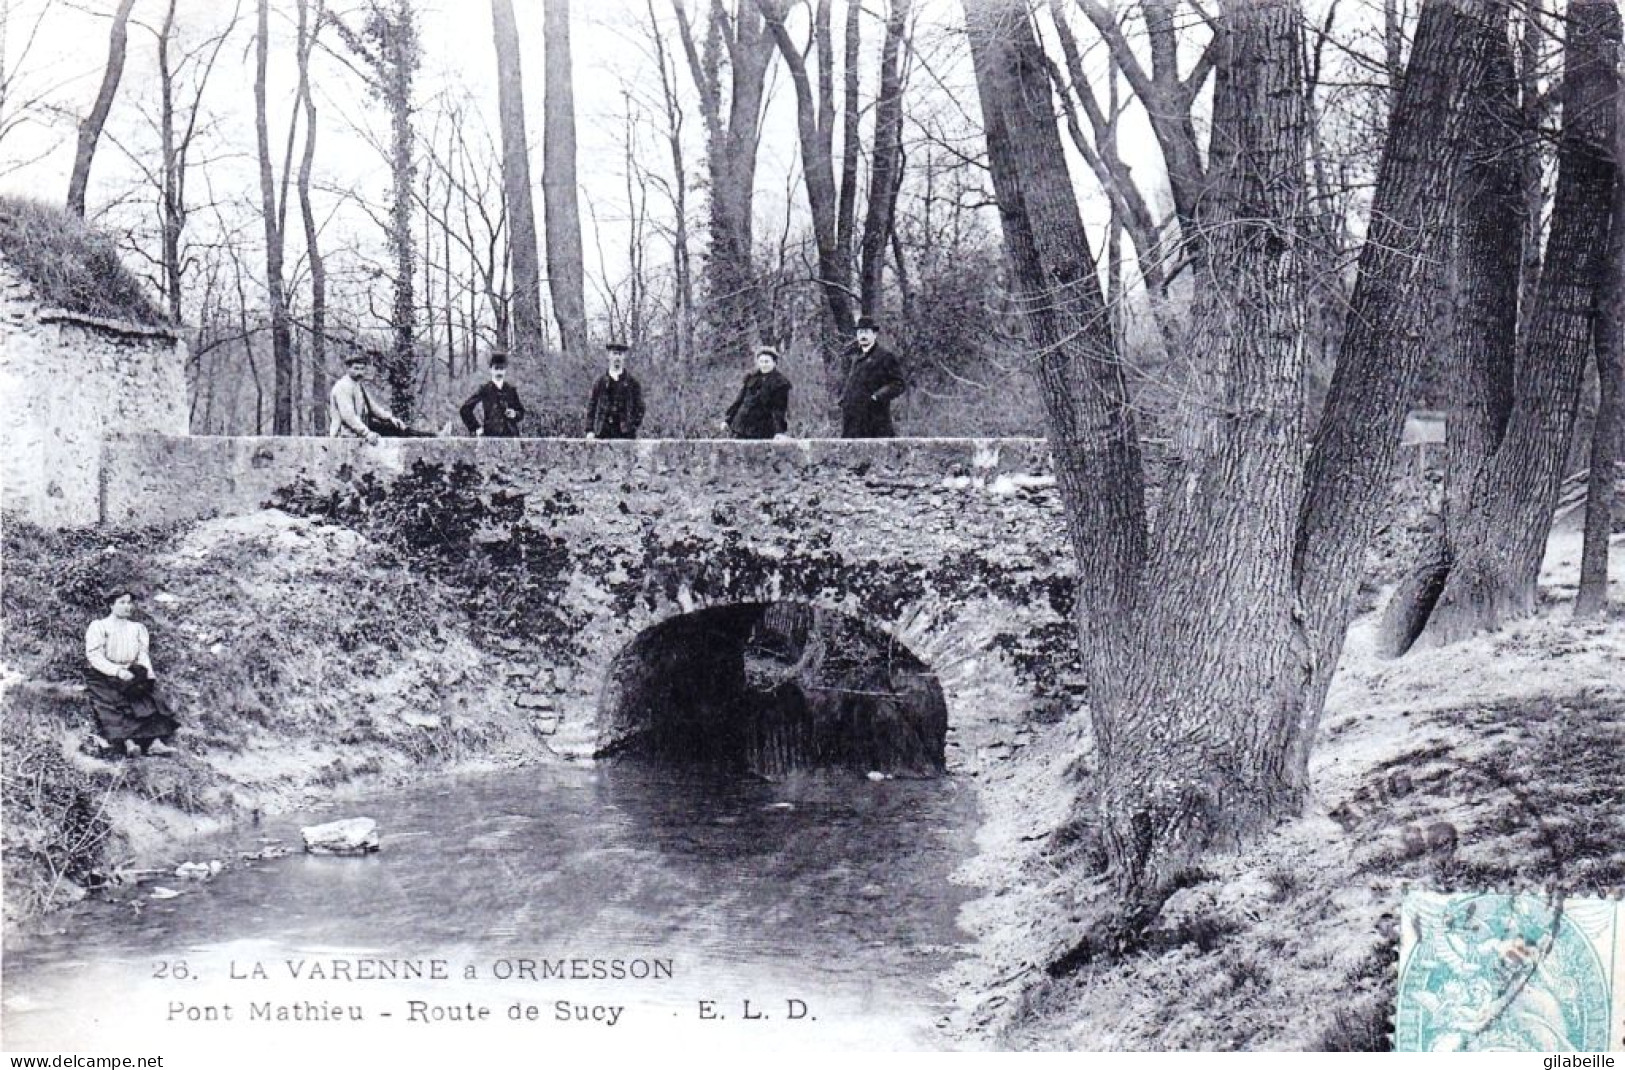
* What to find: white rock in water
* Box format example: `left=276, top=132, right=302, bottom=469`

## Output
left=301, top=817, right=381, bottom=856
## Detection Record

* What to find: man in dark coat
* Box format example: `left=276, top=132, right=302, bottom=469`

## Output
left=459, top=352, right=527, bottom=437
left=724, top=346, right=792, bottom=439
left=586, top=342, right=645, bottom=439
left=839, top=316, right=907, bottom=438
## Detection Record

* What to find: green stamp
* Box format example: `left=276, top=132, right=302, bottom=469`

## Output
left=1397, top=892, right=1622, bottom=1052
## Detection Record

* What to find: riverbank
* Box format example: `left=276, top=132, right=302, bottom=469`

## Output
left=0, top=510, right=559, bottom=925
left=942, top=525, right=1625, bottom=1050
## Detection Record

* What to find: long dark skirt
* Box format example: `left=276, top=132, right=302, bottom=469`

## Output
left=85, top=667, right=178, bottom=743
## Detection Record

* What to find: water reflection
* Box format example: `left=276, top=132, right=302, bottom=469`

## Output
left=3, top=759, right=976, bottom=1051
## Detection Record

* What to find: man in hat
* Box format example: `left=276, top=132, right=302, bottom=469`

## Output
left=329, top=351, right=433, bottom=440
left=459, top=351, right=527, bottom=437
left=838, top=316, right=907, bottom=438
left=586, top=341, right=645, bottom=439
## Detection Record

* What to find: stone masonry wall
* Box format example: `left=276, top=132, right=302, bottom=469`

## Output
left=0, top=261, right=187, bottom=526
left=101, top=434, right=1084, bottom=767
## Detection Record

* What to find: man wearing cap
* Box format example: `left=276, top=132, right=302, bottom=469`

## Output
left=838, top=316, right=907, bottom=438
left=459, top=352, right=527, bottom=437
left=586, top=342, right=645, bottom=439
left=329, top=352, right=432, bottom=441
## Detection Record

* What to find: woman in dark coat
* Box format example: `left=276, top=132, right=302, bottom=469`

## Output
left=85, top=590, right=178, bottom=757
left=724, top=347, right=792, bottom=439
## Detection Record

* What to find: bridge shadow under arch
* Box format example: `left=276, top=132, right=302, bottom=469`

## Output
left=594, top=601, right=948, bottom=778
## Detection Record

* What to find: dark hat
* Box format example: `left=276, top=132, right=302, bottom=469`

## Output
left=855, top=316, right=878, bottom=331
left=105, top=587, right=137, bottom=606
left=344, top=351, right=371, bottom=367
left=605, top=341, right=630, bottom=353
left=488, top=351, right=509, bottom=369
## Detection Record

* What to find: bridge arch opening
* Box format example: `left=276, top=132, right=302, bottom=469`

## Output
left=595, top=602, right=947, bottom=777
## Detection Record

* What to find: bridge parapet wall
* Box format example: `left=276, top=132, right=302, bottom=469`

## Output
left=101, top=434, right=1083, bottom=764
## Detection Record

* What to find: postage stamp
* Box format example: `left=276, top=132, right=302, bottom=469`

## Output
left=1397, top=891, right=1624, bottom=1052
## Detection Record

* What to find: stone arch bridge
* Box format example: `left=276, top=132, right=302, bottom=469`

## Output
left=101, top=435, right=1082, bottom=771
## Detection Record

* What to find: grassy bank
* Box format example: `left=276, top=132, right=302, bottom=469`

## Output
left=943, top=527, right=1625, bottom=1050
left=0, top=510, right=549, bottom=925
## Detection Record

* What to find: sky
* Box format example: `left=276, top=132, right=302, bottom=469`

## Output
left=0, top=0, right=1360, bottom=337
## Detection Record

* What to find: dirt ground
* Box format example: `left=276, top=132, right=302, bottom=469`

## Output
left=941, top=527, right=1625, bottom=1050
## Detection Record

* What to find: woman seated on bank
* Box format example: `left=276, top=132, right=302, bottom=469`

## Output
left=85, top=590, right=178, bottom=758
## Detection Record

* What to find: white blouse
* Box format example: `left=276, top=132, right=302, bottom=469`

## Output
left=85, top=617, right=154, bottom=678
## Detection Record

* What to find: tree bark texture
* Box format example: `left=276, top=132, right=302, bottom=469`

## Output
left=1294, top=0, right=1507, bottom=707
left=858, top=0, right=910, bottom=319
left=674, top=0, right=774, bottom=362
left=1416, top=0, right=1620, bottom=646
left=254, top=0, right=295, bottom=434
left=492, top=0, right=550, bottom=395
left=297, top=0, right=328, bottom=434
left=969, top=0, right=1505, bottom=923
left=1375, top=8, right=1523, bottom=656
left=66, top=0, right=137, bottom=218
left=384, top=1, right=420, bottom=418
left=758, top=0, right=856, bottom=355
left=1575, top=72, right=1624, bottom=618
left=543, top=0, right=589, bottom=363
left=1097, top=0, right=1313, bottom=912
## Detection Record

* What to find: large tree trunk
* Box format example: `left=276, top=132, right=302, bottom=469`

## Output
left=759, top=0, right=856, bottom=359
left=1416, top=0, right=1621, bottom=646
left=492, top=0, right=549, bottom=396
left=66, top=0, right=137, bottom=218
left=1096, top=0, right=1313, bottom=914
left=858, top=0, right=910, bottom=319
left=1376, top=10, right=1523, bottom=656
left=1576, top=79, right=1624, bottom=618
left=384, top=1, right=420, bottom=419
left=1293, top=0, right=1507, bottom=713
left=542, top=0, right=588, bottom=363
left=254, top=0, right=295, bottom=435
left=674, top=0, right=774, bottom=363
left=969, top=0, right=1505, bottom=945
left=157, top=0, right=183, bottom=321
left=297, top=0, right=328, bottom=434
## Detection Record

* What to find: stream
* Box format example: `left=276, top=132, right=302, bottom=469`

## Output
left=2, top=759, right=979, bottom=1053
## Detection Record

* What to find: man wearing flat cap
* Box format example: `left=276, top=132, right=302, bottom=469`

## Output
left=460, top=351, right=527, bottom=437
left=329, top=351, right=431, bottom=441
left=838, top=315, right=907, bottom=438
left=586, top=341, right=645, bottom=439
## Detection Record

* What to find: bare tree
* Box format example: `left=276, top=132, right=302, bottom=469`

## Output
left=858, top=0, right=911, bottom=318
left=1576, top=84, right=1622, bottom=616
left=1411, top=0, right=1620, bottom=645
left=66, top=0, right=138, bottom=217
left=757, top=0, right=857, bottom=349
left=672, top=0, right=776, bottom=361
left=491, top=0, right=548, bottom=391
left=150, top=0, right=237, bottom=322
left=2, top=1, right=72, bottom=179
left=646, top=0, right=695, bottom=368
left=966, top=0, right=1506, bottom=943
left=331, top=0, right=423, bottom=417
left=296, top=0, right=328, bottom=432
left=254, top=0, right=294, bottom=433
left=1575, top=74, right=1622, bottom=614
left=543, top=0, right=588, bottom=361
